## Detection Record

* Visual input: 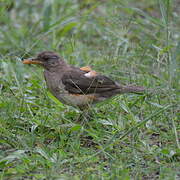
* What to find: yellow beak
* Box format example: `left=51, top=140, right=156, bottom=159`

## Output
left=22, top=59, right=42, bottom=65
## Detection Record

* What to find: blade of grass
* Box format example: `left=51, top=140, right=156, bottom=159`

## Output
left=82, top=104, right=175, bottom=162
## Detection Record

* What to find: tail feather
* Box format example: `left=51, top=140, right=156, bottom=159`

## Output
left=119, top=85, right=145, bottom=94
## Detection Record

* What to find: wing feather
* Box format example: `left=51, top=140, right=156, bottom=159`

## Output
left=62, top=69, right=120, bottom=94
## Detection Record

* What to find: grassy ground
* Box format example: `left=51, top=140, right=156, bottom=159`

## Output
left=0, top=0, right=179, bottom=179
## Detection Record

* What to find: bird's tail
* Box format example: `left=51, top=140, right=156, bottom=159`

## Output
left=119, top=85, right=146, bottom=94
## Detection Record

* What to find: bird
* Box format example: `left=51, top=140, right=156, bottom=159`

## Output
left=22, top=51, right=145, bottom=110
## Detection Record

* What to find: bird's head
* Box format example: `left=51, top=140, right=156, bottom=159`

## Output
left=23, top=51, right=65, bottom=69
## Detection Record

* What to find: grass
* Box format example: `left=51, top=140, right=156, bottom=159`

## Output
left=0, top=0, right=179, bottom=179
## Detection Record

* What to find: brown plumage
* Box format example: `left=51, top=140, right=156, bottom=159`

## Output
left=23, top=51, right=145, bottom=109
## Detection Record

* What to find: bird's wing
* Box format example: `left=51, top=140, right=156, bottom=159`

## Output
left=62, top=68, right=120, bottom=94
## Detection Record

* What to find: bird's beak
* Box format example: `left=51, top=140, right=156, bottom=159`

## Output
left=22, top=58, right=43, bottom=65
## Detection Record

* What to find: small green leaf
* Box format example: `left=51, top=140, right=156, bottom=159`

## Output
left=70, top=124, right=82, bottom=132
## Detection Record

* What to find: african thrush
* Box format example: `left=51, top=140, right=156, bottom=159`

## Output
left=23, top=51, right=145, bottom=109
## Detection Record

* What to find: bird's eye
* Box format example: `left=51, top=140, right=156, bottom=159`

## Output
left=43, top=56, right=49, bottom=60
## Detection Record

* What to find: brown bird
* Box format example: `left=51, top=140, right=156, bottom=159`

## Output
left=23, top=51, right=145, bottom=109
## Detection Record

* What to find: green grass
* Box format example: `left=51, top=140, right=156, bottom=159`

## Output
left=0, top=0, right=179, bottom=179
